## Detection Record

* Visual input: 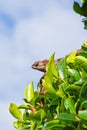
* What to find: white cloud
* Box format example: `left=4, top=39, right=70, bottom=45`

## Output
left=0, top=0, right=60, bottom=20
left=12, top=5, right=86, bottom=59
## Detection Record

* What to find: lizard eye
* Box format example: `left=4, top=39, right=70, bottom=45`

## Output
left=32, top=62, right=40, bottom=69
left=34, top=62, right=39, bottom=67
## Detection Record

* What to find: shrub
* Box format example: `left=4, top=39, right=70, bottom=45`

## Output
left=9, top=42, right=87, bottom=130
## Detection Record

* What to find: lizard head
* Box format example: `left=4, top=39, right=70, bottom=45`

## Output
left=32, top=60, right=49, bottom=72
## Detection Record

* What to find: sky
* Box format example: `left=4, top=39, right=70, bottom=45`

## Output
left=0, top=0, right=87, bottom=130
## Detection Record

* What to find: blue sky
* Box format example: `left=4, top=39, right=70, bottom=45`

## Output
left=0, top=0, right=87, bottom=129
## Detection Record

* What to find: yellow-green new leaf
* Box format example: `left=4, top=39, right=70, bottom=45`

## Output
left=46, top=53, right=58, bottom=78
left=9, top=103, right=22, bottom=120
left=66, top=50, right=77, bottom=64
left=24, top=82, right=34, bottom=102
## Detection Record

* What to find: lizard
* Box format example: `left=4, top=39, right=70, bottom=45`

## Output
left=32, top=49, right=82, bottom=73
left=32, top=48, right=83, bottom=87
left=32, top=40, right=87, bottom=73
left=31, top=48, right=83, bottom=89
left=32, top=58, right=61, bottom=72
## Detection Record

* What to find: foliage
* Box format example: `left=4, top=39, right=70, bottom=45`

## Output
left=9, top=42, right=87, bottom=130
left=73, top=0, right=87, bottom=29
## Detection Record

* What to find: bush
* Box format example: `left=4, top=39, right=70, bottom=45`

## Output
left=9, top=42, right=87, bottom=130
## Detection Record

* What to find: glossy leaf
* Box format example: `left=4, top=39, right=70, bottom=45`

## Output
left=13, top=121, right=23, bottom=129
left=42, top=120, right=65, bottom=130
left=23, top=110, right=30, bottom=121
left=75, top=55, right=87, bottom=64
left=73, top=2, right=87, bottom=17
left=24, top=82, right=34, bottom=102
left=57, top=113, right=77, bottom=122
left=31, top=109, right=46, bottom=121
left=49, top=97, right=59, bottom=106
left=75, top=55, right=87, bottom=71
left=42, top=78, right=57, bottom=97
left=80, top=82, right=87, bottom=102
left=56, top=85, right=64, bottom=97
left=66, top=84, right=80, bottom=91
left=18, top=104, right=29, bottom=109
left=81, top=100, right=87, bottom=109
left=81, top=0, right=87, bottom=4
left=75, top=77, right=87, bottom=85
left=9, top=103, right=22, bottom=120
left=46, top=53, right=58, bottom=78
left=66, top=50, right=77, bottom=64
left=67, top=68, right=80, bottom=81
left=64, top=97, right=76, bottom=114
left=57, top=58, right=67, bottom=79
left=23, top=125, right=31, bottom=130
left=73, top=2, right=83, bottom=16
left=78, top=110, right=87, bottom=120
left=30, top=122, right=37, bottom=130
left=79, top=51, right=87, bottom=58
left=42, top=54, right=58, bottom=96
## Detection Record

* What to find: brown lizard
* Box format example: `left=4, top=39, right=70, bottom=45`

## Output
left=32, top=49, right=82, bottom=72
left=32, top=58, right=61, bottom=72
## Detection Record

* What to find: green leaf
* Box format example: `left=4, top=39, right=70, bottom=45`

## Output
left=9, top=103, right=22, bottom=120
left=42, top=120, right=65, bottom=130
left=24, top=82, right=34, bottom=102
left=78, top=110, right=87, bottom=120
left=75, top=56, right=87, bottom=70
left=42, top=77, right=57, bottom=97
left=46, top=53, right=58, bottom=78
left=23, top=125, right=31, bottom=130
left=67, top=68, right=80, bottom=81
left=18, top=104, right=29, bottom=109
left=57, top=57, right=67, bottom=80
left=31, top=109, right=46, bottom=121
left=81, top=0, right=87, bottom=4
left=57, top=113, right=78, bottom=122
left=56, top=85, right=64, bottom=97
left=73, top=2, right=83, bottom=16
left=13, top=121, right=23, bottom=129
left=23, top=110, right=30, bottom=121
left=49, top=97, right=59, bottom=106
left=81, top=100, right=87, bottom=109
left=79, top=51, right=87, bottom=58
left=66, top=84, right=80, bottom=91
left=66, top=50, right=77, bottom=64
left=80, top=82, right=87, bottom=102
left=82, top=18, right=87, bottom=30
left=64, top=97, right=76, bottom=114
left=73, top=2, right=87, bottom=17
left=75, top=77, right=87, bottom=85
left=42, top=53, right=58, bottom=97
left=30, top=122, right=37, bottom=130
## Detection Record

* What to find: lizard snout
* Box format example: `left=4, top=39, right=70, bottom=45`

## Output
left=32, top=62, right=39, bottom=69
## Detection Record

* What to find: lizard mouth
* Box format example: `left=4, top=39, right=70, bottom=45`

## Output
left=32, top=62, right=39, bottom=69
